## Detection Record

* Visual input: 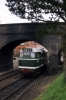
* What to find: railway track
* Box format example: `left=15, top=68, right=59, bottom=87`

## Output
left=0, top=68, right=20, bottom=81
left=0, top=76, right=33, bottom=100
left=0, top=73, right=45, bottom=100
left=0, top=68, right=22, bottom=89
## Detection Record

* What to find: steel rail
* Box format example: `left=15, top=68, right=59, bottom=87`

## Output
left=3, top=78, right=34, bottom=100
left=1, top=74, right=44, bottom=100
left=16, top=74, right=45, bottom=100
left=0, top=68, right=19, bottom=81
left=0, top=76, right=22, bottom=91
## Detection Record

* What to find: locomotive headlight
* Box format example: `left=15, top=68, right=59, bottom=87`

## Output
left=37, top=60, right=39, bottom=62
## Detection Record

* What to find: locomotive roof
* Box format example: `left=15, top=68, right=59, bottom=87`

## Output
left=20, top=47, right=48, bottom=53
left=42, top=48, right=48, bottom=52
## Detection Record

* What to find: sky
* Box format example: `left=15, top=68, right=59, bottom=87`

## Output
left=0, top=0, right=30, bottom=24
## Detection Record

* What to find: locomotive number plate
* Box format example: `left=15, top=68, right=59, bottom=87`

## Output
left=24, top=53, right=30, bottom=55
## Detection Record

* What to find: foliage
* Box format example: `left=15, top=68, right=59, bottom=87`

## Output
left=36, top=21, right=64, bottom=38
left=6, top=0, right=66, bottom=22
left=49, top=67, right=58, bottom=75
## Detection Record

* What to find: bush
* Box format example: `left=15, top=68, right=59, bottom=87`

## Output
left=49, top=67, right=58, bottom=75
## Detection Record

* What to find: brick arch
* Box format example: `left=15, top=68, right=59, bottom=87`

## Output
left=0, top=23, right=62, bottom=72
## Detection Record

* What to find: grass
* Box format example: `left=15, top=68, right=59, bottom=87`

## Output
left=35, top=73, right=66, bottom=100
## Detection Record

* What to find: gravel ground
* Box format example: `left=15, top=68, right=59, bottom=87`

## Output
left=18, top=72, right=62, bottom=100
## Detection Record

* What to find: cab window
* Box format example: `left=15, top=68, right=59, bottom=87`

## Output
left=36, top=52, right=41, bottom=58
left=31, top=53, right=35, bottom=58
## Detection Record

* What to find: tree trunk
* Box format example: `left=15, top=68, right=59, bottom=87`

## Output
left=63, top=51, right=66, bottom=79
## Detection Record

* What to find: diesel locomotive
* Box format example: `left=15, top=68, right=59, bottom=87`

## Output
left=18, top=47, right=50, bottom=75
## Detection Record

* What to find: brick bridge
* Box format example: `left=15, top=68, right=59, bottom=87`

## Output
left=0, top=23, right=62, bottom=72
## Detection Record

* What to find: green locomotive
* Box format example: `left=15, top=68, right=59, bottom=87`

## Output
left=18, top=47, right=50, bottom=75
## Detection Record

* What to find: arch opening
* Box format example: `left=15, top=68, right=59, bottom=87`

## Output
left=58, top=49, right=64, bottom=71
left=13, top=40, right=50, bottom=76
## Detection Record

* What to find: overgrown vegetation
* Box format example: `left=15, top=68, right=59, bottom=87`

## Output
left=35, top=73, right=66, bottom=100
left=49, top=67, right=58, bottom=75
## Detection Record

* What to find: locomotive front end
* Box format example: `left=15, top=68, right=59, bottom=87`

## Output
left=18, top=48, right=41, bottom=74
left=18, top=47, right=49, bottom=75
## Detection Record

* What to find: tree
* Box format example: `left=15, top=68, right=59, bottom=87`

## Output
left=6, top=0, right=66, bottom=78
left=5, top=0, right=66, bottom=22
